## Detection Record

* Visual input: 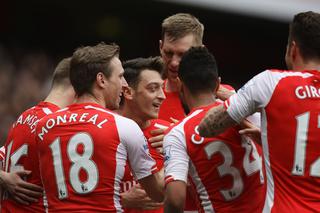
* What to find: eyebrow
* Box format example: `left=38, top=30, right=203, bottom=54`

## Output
left=146, top=82, right=162, bottom=87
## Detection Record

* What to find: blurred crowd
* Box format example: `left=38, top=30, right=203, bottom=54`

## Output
left=0, top=45, right=55, bottom=144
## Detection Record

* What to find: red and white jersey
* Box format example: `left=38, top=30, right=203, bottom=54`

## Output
left=225, top=69, right=320, bottom=212
left=0, top=146, right=6, bottom=169
left=160, top=81, right=236, bottom=212
left=35, top=103, right=157, bottom=212
left=122, top=119, right=170, bottom=213
left=159, top=80, right=235, bottom=123
left=2, top=101, right=59, bottom=213
left=164, top=103, right=265, bottom=213
left=158, top=80, right=186, bottom=122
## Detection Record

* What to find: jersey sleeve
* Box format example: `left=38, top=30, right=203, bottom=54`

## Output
left=115, top=116, right=157, bottom=180
left=225, top=70, right=273, bottom=123
left=163, top=125, right=189, bottom=185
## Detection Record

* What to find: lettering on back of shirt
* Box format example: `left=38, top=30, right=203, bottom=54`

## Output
left=295, top=85, right=320, bottom=99
left=37, top=113, right=108, bottom=140
left=14, top=113, right=40, bottom=133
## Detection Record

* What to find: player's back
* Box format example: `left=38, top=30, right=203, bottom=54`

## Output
left=36, top=103, right=154, bottom=212
left=2, top=101, right=59, bottom=213
left=166, top=103, right=265, bottom=212
left=260, top=69, right=320, bottom=212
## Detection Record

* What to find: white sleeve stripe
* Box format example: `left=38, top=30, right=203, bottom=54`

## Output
left=115, top=115, right=156, bottom=180
left=164, top=109, right=203, bottom=184
left=189, top=161, right=214, bottom=212
left=113, top=142, right=126, bottom=211
left=261, top=109, right=275, bottom=213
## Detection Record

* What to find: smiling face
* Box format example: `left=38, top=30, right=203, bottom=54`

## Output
left=160, top=33, right=198, bottom=81
left=130, top=69, right=165, bottom=120
left=104, top=57, right=127, bottom=110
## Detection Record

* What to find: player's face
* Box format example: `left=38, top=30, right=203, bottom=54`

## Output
left=131, top=70, right=165, bottom=120
left=160, top=34, right=197, bottom=81
left=104, top=57, right=128, bottom=110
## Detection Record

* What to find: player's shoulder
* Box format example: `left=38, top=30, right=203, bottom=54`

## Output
left=267, top=69, right=315, bottom=77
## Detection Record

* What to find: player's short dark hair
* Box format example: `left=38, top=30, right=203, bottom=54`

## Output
left=178, top=46, right=219, bottom=95
left=123, top=56, right=164, bottom=89
left=289, top=11, right=320, bottom=61
left=51, top=57, right=71, bottom=88
left=70, top=42, right=120, bottom=96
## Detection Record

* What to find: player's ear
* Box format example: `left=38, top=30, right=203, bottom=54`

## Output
left=159, top=40, right=163, bottom=52
left=214, top=77, right=221, bottom=94
left=291, top=40, right=299, bottom=60
left=96, top=72, right=107, bottom=88
left=123, top=86, right=134, bottom=100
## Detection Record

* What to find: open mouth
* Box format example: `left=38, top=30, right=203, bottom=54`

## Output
left=152, top=103, right=161, bottom=109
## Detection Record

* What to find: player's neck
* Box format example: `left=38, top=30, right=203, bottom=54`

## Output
left=293, top=59, right=320, bottom=72
left=165, top=78, right=180, bottom=92
left=188, top=93, right=216, bottom=111
left=75, top=93, right=104, bottom=107
left=120, top=105, right=150, bottom=129
left=45, top=87, right=73, bottom=108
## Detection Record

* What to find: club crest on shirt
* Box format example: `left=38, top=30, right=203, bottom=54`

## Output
left=164, top=145, right=172, bottom=162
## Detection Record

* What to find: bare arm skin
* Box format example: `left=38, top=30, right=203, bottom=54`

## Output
left=121, top=184, right=163, bottom=210
left=216, top=84, right=235, bottom=101
left=198, top=104, right=237, bottom=137
left=138, top=169, right=164, bottom=203
left=164, top=180, right=186, bottom=213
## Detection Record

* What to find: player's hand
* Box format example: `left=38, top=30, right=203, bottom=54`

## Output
left=0, top=170, right=43, bottom=205
left=216, top=84, right=235, bottom=101
left=169, top=117, right=179, bottom=124
left=149, top=128, right=168, bottom=154
left=121, top=184, right=163, bottom=210
left=239, top=120, right=261, bottom=144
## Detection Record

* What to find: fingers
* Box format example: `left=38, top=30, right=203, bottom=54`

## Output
left=241, top=119, right=257, bottom=129
left=156, top=148, right=163, bottom=154
left=18, top=180, right=43, bottom=192
left=170, top=117, right=179, bottom=124
left=150, top=141, right=162, bottom=148
left=150, top=128, right=166, bottom=136
left=216, top=85, right=235, bottom=101
left=149, top=135, right=164, bottom=145
left=15, top=170, right=32, bottom=177
left=14, top=190, right=38, bottom=204
left=16, top=185, right=43, bottom=198
left=239, top=128, right=262, bottom=145
left=239, top=128, right=259, bottom=135
left=12, top=194, right=30, bottom=205
left=139, top=196, right=163, bottom=210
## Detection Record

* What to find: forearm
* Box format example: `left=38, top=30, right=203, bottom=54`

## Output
left=164, top=203, right=183, bottom=213
left=164, top=181, right=186, bottom=213
left=198, top=104, right=237, bottom=137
